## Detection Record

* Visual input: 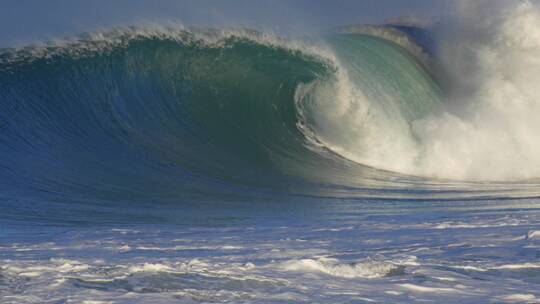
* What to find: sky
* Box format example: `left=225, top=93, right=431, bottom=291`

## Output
left=0, top=0, right=449, bottom=47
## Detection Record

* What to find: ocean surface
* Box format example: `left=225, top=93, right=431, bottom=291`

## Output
left=2, top=5, right=540, bottom=302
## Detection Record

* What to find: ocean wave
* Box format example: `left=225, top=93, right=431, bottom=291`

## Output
left=1, top=15, right=540, bottom=213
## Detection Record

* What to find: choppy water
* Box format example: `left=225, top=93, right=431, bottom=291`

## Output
left=2, top=198, right=540, bottom=303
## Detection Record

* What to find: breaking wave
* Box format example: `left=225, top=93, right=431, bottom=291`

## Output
left=2, top=1, right=540, bottom=208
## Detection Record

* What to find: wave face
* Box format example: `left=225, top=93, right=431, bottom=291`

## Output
left=0, top=29, right=331, bottom=200
left=1, top=22, right=540, bottom=212
left=0, top=28, right=438, bottom=202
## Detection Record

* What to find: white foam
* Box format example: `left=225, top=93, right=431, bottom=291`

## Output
left=299, top=1, right=540, bottom=181
left=494, top=263, right=540, bottom=270
left=2, top=295, right=43, bottom=303
left=398, top=283, right=459, bottom=293
left=434, top=221, right=519, bottom=229
left=117, top=244, right=131, bottom=252
left=3, top=259, right=90, bottom=278
left=497, top=294, right=538, bottom=303
left=280, top=257, right=400, bottom=279
left=434, top=277, right=458, bottom=282
left=243, top=262, right=256, bottom=270
left=452, top=265, right=488, bottom=272
left=221, top=245, right=243, bottom=250
left=410, top=1, right=540, bottom=180
left=129, top=263, right=173, bottom=273
left=527, top=230, right=540, bottom=240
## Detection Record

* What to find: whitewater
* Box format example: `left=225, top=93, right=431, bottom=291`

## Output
left=1, top=1, right=540, bottom=303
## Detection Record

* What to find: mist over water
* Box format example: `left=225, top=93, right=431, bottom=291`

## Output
left=413, top=1, right=540, bottom=180
left=300, top=1, right=540, bottom=181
